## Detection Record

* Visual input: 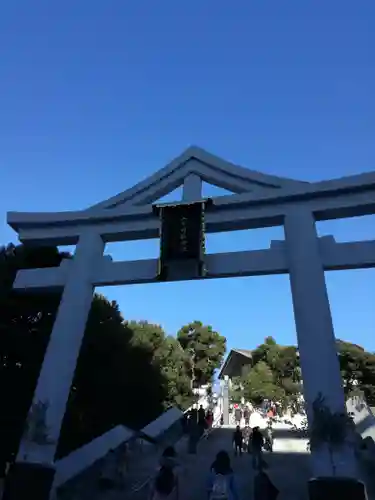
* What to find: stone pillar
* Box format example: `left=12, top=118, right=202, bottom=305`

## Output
left=223, top=376, right=229, bottom=425
left=182, top=173, right=202, bottom=202
left=3, top=232, right=105, bottom=500
left=284, top=209, right=358, bottom=479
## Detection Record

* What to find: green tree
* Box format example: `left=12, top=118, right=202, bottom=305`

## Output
left=127, top=320, right=193, bottom=410
left=252, top=338, right=300, bottom=382
left=177, top=321, right=226, bottom=387
left=249, top=338, right=301, bottom=404
left=251, top=336, right=279, bottom=367
left=336, top=340, right=375, bottom=404
left=244, top=336, right=375, bottom=409
left=158, top=337, right=193, bottom=409
left=128, top=320, right=166, bottom=353
left=243, top=361, right=285, bottom=405
left=58, top=306, right=170, bottom=457
left=359, top=353, right=375, bottom=405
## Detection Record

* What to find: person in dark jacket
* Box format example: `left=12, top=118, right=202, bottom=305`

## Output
left=232, top=426, right=243, bottom=456
left=198, top=405, right=206, bottom=424
left=190, top=407, right=198, bottom=425
left=250, top=427, right=264, bottom=470
left=198, top=405, right=207, bottom=436
left=234, top=407, right=242, bottom=426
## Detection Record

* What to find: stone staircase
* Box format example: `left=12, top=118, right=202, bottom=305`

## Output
left=56, top=431, right=185, bottom=500
left=52, top=397, right=214, bottom=500
left=53, top=408, right=186, bottom=500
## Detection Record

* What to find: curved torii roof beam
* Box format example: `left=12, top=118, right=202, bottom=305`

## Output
left=86, top=146, right=309, bottom=210
left=6, top=147, right=375, bottom=246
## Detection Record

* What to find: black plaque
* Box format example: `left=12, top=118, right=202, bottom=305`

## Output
left=160, top=203, right=203, bottom=260
left=156, top=200, right=209, bottom=280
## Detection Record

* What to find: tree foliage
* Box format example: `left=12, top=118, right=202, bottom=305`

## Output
left=177, top=321, right=226, bottom=387
left=126, top=320, right=192, bottom=409
left=0, top=244, right=227, bottom=469
left=236, top=336, right=375, bottom=409
left=246, top=361, right=290, bottom=406
left=241, top=337, right=302, bottom=407
left=58, top=302, right=171, bottom=458
left=337, top=340, right=375, bottom=404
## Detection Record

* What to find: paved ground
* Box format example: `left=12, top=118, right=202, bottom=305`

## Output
left=96, top=422, right=375, bottom=500
left=117, top=425, right=311, bottom=500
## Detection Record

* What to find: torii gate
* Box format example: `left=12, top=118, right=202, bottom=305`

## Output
left=4, top=146, right=375, bottom=499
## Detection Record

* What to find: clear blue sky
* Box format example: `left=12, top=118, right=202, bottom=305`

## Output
left=1, top=1, right=374, bottom=354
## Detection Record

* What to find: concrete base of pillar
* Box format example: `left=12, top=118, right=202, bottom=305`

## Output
left=2, top=461, right=55, bottom=500
left=308, top=477, right=367, bottom=500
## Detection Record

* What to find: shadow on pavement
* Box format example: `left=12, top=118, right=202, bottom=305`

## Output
left=130, top=428, right=312, bottom=500
left=125, top=428, right=375, bottom=500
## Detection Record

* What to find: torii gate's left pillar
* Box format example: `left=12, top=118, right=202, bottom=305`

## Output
left=3, top=232, right=104, bottom=500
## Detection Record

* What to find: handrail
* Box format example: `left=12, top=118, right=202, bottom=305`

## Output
left=53, top=426, right=134, bottom=490
left=52, top=407, right=184, bottom=493
left=52, top=397, right=212, bottom=499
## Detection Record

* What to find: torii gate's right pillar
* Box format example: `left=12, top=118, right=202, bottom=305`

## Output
left=284, top=209, right=366, bottom=498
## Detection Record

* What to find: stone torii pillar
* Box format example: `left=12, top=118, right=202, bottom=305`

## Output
left=222, top=376, right=230, bottom=425
left=3, top=232, right=105, bottom=500
left=284, top=209, right=358, bottom=480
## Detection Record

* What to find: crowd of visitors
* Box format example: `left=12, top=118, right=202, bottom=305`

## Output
left=232, top=420, right=273, bottom=457
left=149, top=409, right=279, bottom=500
left=150, top=426, right=279, bottom=500
left=231, top=402, right=277, bottom=427
left=98, top=404, right=279, bottom=500
left=183, top=404, right=215, bottom=452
